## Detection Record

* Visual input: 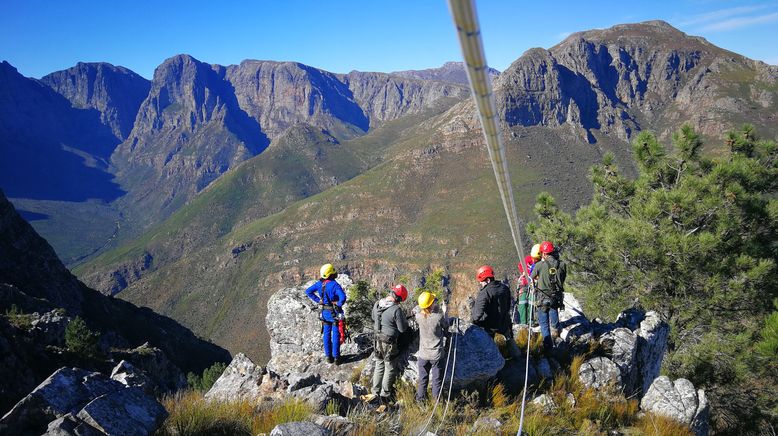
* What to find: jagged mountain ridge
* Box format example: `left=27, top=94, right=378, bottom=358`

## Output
left=75, top=21, right=778, bottom=364
left=392, top=61, right=500, bottom=84
left=1, top=56, right=470, bottom=263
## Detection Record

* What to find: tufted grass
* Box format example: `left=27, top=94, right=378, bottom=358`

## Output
left=157, top=390, right=313, bottom=436
left=636, top=412, right=695, bottom=436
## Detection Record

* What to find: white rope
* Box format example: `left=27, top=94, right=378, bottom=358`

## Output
left=416, top=303, right=456, bottom=435
left=433, top=318, right=460, bottom=435
left=447, top=1, right=534, bottom=434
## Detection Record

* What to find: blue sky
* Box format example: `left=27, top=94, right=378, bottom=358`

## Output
left=2, top=0, right=777, bottom=79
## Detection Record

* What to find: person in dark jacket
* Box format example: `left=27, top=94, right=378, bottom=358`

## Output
left=305, top=263, right=347, bottom=364
left=471, top=265, right=521, bottom=358
left=531, top=241, right=567, bottom=349
left=369, top=284, right=409, bottom=403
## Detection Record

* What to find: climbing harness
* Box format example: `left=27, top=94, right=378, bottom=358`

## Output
left=448, top=0, right=535, bottom=434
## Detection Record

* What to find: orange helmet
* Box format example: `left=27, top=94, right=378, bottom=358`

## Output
left=392, top=284, right=409, bottom=302
left=476, top=265, right=495, bottom=282
left=540, top=241, right=555, bottom=254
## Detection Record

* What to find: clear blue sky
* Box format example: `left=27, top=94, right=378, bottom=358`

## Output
left=2, top=0, right=777, bottom=79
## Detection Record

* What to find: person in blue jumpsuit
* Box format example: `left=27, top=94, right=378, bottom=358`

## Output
left=306, top=263, right=347, bottom=365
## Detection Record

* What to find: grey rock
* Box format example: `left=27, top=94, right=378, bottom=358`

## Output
left=635, top=311, right=669, bottom=396
left=471, top=416, right=503, bottom=432
left=289, top=383, right=349, bottom=413
left=558, top=293, right=591, bottom=344
left=270, top=421, right=332, bottom=436
left=111, top=342, right=187, bottom=394
left=204, top=352, right=265, bottom=402
left=640, top=376, right=709, bottom=436
left=578, top=357, right=623, bottom=391
left=110, top=360, right=153, bottom=393
left=0, top=367, right=123, bottom=435
left=599, top=327, right=638, bottom=394
left=30, top=309, right=71, bottom=345
left=287, top=372, right=321, bottom=393
left=76, top=387, right=167, bottom=436
left=43, top=413, right=102, bottom=436
left=532, top=394, right=557, bottom=413
left=392, top=61, right=500, bottom=85
left=312, top=414, right=355, bottom=434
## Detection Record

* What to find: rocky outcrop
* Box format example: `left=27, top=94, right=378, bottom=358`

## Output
left=205, top=352, right=267, bottom=403
left=578, top=356, right=623, bottom=391
left=641, top=376, right=709, bottom=436
left=0, top=367, right=166, bottom=436
left=270, top=422, right=331, bottom=436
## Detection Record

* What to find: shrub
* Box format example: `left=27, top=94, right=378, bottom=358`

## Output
left=187, top=361, right=228, bottom=391
left=64, top=316, right=100, bottom=357
left=4, top=304, right=34, bottom=329
left=345, top=280, right=380, bottom=333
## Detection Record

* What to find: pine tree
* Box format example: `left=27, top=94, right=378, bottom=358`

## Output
left=527, top=124, right=777, bottom=433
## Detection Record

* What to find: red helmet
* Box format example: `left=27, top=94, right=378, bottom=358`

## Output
left=392, top=284, right=408, bottom=302
left=518, top=255, right=535, bottom=273
left=540, top=241, right=555, bottom=254
left=476, top=265, right=495, bottom=282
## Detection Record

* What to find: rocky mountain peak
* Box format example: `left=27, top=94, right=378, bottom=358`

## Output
left=42, top=62, right=150, bottom=140
left=392, top=61, right=500, bottom=85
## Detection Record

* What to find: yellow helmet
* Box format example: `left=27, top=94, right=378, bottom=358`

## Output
left=531, top=244, right=542, bottom=260
left=320, top=263, right=337, bottom=279
left=418, top=291, right=435, bottom=309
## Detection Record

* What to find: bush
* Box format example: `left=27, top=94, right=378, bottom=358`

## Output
left=4, top=304, right=34, bottom=329
left=64, top=316, right=100, bottom=357
left=187, top=361, right=228, bottom=391
left=345, top=280, right=379, bottom=333
left=158, top=391, right=313, bottom=436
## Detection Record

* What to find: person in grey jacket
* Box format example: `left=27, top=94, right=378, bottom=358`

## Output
left=414, top=291, right=449, bottom=403
left=370, top=284, right=409, bottom=402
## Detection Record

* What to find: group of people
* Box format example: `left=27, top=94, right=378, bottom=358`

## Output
left=304, top=240, right=566, bottom=404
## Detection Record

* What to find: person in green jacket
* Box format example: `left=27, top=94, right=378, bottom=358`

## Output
left=531, top=241, right=567, bottom=349
left=369, top=284, right=410, bottom=403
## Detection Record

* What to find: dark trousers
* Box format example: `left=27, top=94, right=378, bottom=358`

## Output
left=416, top=357, right=444, bottom=402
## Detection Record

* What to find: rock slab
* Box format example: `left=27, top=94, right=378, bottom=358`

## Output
left=640, top=376, right=709, bottom=436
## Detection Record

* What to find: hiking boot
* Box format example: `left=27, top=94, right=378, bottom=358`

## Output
left=550, top=328, right=560, bottom=340
left=360, top=393, right=379, bottom=403
left=334, top=356, right=343, bottom=366
left=327, top=356, right=334, bottom=364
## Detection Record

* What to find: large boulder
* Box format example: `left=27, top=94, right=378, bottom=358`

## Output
left=204, top=352, right=267, bottom=403
left=578, top=357, right=623, bottom=391
left=75, top=387, right=167, bottom=435
left=30, top=309, right=71, bottom=346
left=110, top=342, right=187, bottom=394
left=640, top=376, right=709, bottom=436
left=266, top=275, right=370, bottom=382
left=0, top=367, right=166, bottom=436
left=0, top=368, right=123, bottom=435
left=598, top=327, right=638, bottom=394
left=635, top=311, right=669, bottom=396
left=110, top=360, right=154, bottom=393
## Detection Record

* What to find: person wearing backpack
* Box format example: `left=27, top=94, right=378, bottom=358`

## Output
left=472, top=265, right=522, bottom=359
left=370, top=284, right=410, bottom=403
left=531, top=241, right=567, bottom=349
left=305, top=263, right=347, bottom=365
left=414, top=291, right=449, bottom=403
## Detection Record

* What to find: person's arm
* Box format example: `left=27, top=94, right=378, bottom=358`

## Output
left=334, top=283, right=347, bottom=308
left=305, top=282, right=321, bottom=304
left=471, top=290, right=488, bottom=325
left=530, top=263, right=540, bottom=281
left=396, top=306, right=409, bottom=333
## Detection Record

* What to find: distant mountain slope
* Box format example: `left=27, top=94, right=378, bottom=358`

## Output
left=1, top=56, right=469, bottom=264
left=0, top=188, right=229, bottom=410
left=42, top=62, right=150, bottom=140
left=76, top=21, right=778, bottom=364
left=392, top=61, right=500, bottom=84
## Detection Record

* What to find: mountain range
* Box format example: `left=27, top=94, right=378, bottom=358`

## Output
left=2, top=20, right=777, bottom=363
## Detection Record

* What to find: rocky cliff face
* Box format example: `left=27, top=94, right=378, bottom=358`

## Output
left=495, top=20, right=778, bottom=143
left=0, top=189, right=229, bottom=413
left=41, top=62, right=151, bottom=140
left=392, top=61, right=500, bottom=85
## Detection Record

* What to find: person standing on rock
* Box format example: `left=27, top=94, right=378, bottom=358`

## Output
left=472, top=265, right=522, bottom=359
left=531, top=241, right=567, bottom=349
left=414, top=291, right=449, bottom=403
left=305, top=263, right=347, bottom=365
left=369, top=284, right=410, bottom=403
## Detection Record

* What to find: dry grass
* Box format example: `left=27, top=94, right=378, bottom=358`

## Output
left=514, top=327, right=545, bottom=356
left=158, top=390, right=313, bottom=436
left=636, top=412, right=695, bottom=436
